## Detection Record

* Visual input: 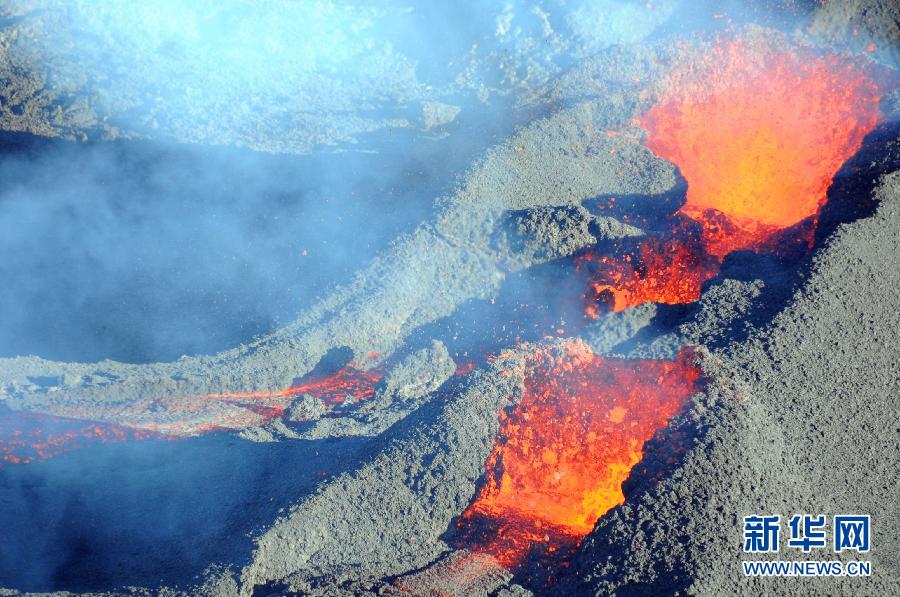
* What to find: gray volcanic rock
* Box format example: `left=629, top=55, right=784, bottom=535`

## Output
left=395, top=549, right=514, bottom=596
left=569, top=170, right=900, bottom=595
left=0, top=64, right=673, bottom=433
left=496, top=204, right=643, bottom=270
left=0, top=0, right=680, bottom=154
left=284, top=394, right=329, bottom=424
left=808, top=0, right=900, bottom=67
left=421, top=101, right=462, bottom=131
left=583, top=303, right=658, bottom=356
left=627, top=278, right=770, bottom=361
left=380, top=340, right=456, bottom=402
left=239, top=352, right=527, bottom=594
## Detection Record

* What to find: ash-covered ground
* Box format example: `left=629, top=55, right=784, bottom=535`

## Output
left=0, top=2, right=898, bottom=596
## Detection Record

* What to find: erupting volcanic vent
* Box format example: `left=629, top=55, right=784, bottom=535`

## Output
left=646, top=38, right=882, bottom=256
left=579, top=37, right=883, bottom=317
left=455, top=341, right=701, bottom=576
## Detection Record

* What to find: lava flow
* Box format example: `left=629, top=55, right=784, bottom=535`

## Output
left=1, top=363, right=384, bottom=465
left=203, top=363, right=384, bottom=406
left=455, top=341, right=701, bottom=574
left=147, top=362, right=385, bottom=435
left=577, top=227, right=719, bottom=316
left=0, top=406, right=162, bottom=466
left=579, top=37, right=883, bottom=317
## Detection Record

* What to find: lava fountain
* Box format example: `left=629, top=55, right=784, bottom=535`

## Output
left=644, top=37, right=882, bottom=256
left=580, top=36, right=883, bottom=317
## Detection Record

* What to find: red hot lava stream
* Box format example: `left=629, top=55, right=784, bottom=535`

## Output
left=0, top=408, right=163, bottom=466
left=454, top=341, right=701, bottom=575
left=202, top=363, right=384, bottom=409
left=0, top=363, right=383, bottom=465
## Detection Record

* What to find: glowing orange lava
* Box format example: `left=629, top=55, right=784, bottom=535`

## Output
left=457, top=341, right=700, bottom=569
left=577, top=233, right=719, bottom=316
left=641, top=37, right=882, bottom=257
left=0, top=407, right=163, bottom=466
left=578, top=38, right=883, bottom=319
left=203, top=364, right=383, bottom=405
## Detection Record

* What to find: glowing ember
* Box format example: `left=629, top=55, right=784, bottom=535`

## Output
left=641, top=37, right=882, bottom=257
left=457, top=340, right=700, bottom=570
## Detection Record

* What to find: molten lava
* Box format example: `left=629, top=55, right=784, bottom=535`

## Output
left=0, top=407, right=161, bottom=466
left=1, top=363, right=385, bottom=465
left=577, top=232, right=719, bottom=316
left=457, top=341, right=701, bottom=570
left=203, top=363, right=383, bottom=405
left=173, top=363, right=385, bottom=434
left=579, top=37, right=883, bottom=318
left=642, top=37, right=882, bottom=257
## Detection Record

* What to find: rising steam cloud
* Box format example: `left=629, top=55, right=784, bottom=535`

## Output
left=0, top=0, right=693, bottom=364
